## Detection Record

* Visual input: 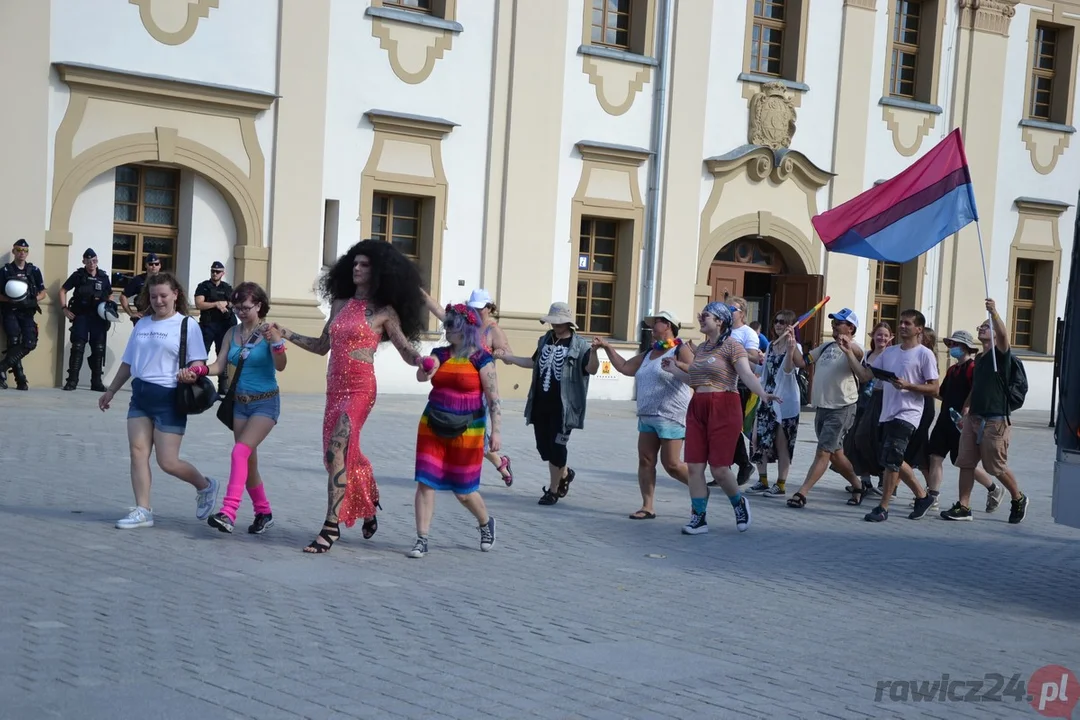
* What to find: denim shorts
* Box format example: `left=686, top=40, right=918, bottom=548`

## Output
left=637, top=415, right=686, bottom=440
left=128, top=378, right=186, bottom=435
left=234, top=393, right=280, bottom=423
left=878, top=419, right=916, bottom=472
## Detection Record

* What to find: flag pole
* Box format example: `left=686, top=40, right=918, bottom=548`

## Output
left=974, top=219, right=999, bottom=372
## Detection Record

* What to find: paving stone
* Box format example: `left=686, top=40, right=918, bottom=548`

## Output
left=0, top=389, right=1077, bottom=719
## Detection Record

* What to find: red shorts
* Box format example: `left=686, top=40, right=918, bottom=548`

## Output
left=684, top=391, right=742, bottom=468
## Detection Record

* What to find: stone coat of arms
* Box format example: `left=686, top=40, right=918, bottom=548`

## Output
left=748, top=82, right=797, bottom=150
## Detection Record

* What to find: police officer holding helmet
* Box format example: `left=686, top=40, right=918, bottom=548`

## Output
left=194, top=260, right=236, bottom=394
left=0, top=239, right=47, bottom=390
left=119, top=253, right=161, bottom=325
left=59, top=248, right=113, bottom=391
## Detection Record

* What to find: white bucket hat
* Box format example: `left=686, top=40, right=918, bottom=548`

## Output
left=539, top=302, right=577, bottom=328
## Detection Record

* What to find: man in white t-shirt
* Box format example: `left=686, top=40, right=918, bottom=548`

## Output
left=726, top=296, right=761, bottom=488
left=845, top=308, right=939, bottom=522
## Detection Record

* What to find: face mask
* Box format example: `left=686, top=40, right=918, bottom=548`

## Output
left=949, top=347, right=967, bottom=360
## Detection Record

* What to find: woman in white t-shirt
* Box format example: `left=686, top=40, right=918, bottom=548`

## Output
left=98, top=272, right=219, bottom=530
left=749, top=310, right=802, bottom=496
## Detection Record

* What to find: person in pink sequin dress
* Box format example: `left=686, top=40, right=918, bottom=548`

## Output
left=275, top=240, right=427, bottom=554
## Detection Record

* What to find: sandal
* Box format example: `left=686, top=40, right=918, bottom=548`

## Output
left=846, top=486, right=864, bottom=506
left=786, top=492, right=807, bottom=508
left=629, top=510, right=656, bottom=520
left=497, top=455, right=513, bottom=487
left=556, top=468, right=576, bottom=498
left=362, top=502, right=382, bottom=540
left=538, top=487, right=559, bottom=505
left=304, top=521, right=340, bottom=554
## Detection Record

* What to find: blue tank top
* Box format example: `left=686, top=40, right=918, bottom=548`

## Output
left=227, top=330, right=278, bottom=394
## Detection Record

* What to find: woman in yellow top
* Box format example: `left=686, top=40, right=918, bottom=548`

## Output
left=662, top=302, right=779, bottom=535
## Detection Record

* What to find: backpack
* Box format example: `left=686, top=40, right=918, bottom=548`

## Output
left=998, top=351, right=1029, bottom=415
left=796, top=367, right=810, bottom=406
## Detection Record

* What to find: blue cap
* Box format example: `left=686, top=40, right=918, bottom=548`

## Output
left=83, top=248, right=97, bottom=259
left=12, top=239, right=28, bottom=249
left=144, top=253, right=160, bottom=264
left=828, top=308, right=860, bottom=332
left=211, top=261, right=225, bottom=270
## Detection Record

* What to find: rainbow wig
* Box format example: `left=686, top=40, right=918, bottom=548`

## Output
left=442, top=303, right=484, bottom=359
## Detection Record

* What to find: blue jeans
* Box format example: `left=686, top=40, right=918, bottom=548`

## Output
left=128, top=379, right=186, bottom=435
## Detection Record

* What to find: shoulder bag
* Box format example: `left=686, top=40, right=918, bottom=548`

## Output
left=216, top=327, right=264, bottom=430
left=175, top=316, right=219, bottom=416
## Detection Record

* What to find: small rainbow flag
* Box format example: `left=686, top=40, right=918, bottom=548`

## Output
left=795, top=296, right=830, bottom=330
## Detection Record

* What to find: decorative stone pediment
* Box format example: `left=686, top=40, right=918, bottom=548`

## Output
left=748, top=82, right=797, bottom=150
left=705, top=145, right=832, bottom=189
left=958, top=0, right=1019, bottom=36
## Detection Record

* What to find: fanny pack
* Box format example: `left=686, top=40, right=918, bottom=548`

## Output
left=426, top=407, right=482, bottom=439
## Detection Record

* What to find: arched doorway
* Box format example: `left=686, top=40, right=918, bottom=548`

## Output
left=707, top=236, right=824, bottom=346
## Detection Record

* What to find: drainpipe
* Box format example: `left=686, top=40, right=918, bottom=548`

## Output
left=639, top=0, right=674, bottom=325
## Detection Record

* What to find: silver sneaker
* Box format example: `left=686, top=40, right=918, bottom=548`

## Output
left=985, top=484, right=1005, bottom=514
left=407, top=536, right=429, bottom=558
left=116, top=506, right=154, bottom=529
left=195, top=477, right=218, bottom=520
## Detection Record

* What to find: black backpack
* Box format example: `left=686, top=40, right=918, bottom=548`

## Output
left=998, top=351, right=1029, bottom=416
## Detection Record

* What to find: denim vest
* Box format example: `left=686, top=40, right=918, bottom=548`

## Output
left=524, top=331, right=591, bottom=432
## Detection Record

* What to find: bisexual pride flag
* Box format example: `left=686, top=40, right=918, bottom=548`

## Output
left=812, top=128, right=978, bottom=264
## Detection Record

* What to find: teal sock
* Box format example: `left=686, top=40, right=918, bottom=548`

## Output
left=691, top=497, right=708, bottom=514
left=729, top=493, right=743, bottom=507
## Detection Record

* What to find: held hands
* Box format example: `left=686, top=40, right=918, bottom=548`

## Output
left=590, top=336, right=607, bottom=351
left=177, top=368, right=199, bottom=384
left=262, top=323, right=282, bottom=343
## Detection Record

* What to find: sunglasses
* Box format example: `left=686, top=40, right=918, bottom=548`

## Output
left=774, top=318, right=789, bottom=325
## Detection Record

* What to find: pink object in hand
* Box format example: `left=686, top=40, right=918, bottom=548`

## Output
left=421, top=357, right=436, bottom=373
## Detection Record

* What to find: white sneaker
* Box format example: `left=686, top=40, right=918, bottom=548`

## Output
left=116, top=506, right=154, bottom=529
left=196, top=477, right=218, bottom=520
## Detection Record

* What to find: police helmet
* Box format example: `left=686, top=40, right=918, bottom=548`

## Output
left=97, top=300, right=121, bottom=323
left=4, top=279, right=28, bottom=302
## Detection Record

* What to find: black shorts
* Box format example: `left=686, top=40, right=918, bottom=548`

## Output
left=878, top=419, right=916, bottom=472
left=928, top=415, right=961, bottom=465
left=532, top=410, right=570, bottom=468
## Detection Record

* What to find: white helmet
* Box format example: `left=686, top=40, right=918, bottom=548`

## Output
left=97, top=300, right=120, bottom=322
left=4, top=279, right=28, bottom=302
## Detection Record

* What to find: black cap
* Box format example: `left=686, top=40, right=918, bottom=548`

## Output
left=210, top=261, right=225, bottom=270
left=12, top=239, right=28, bottom=249
left=83, top=248, right=97, bottom=259
left=145, top=253, right=160, bottom=265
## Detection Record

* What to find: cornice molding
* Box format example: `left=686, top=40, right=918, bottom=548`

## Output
left=363, top=109, right=458, bottom=139
left=959, top=0, right=1019, bottom=36
left=575, top=141, right=652, bottom=166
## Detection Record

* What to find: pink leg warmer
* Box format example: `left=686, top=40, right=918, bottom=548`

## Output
left=248, top=483, right=272, bottom=515
left=220, top=443, right=252, bottom=521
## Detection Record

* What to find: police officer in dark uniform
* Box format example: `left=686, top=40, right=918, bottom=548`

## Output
left=0, top=239, right=47, bottom=390
left=119, top=253, right=161, bottom=325
left=194, top=260, right=236, bottom=394
left=59, top=248, right=112, bottom=392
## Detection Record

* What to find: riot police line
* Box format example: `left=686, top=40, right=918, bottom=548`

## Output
left=0, top=243, right=235, bottom=392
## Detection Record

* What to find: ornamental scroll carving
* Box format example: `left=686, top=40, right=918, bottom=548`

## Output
left=748, top=82, right=797, bottom=150
left=958, top=0, right=1018, bottom=36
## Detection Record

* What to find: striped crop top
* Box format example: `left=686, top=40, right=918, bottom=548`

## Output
left=687, top=336, right=746, bottom=391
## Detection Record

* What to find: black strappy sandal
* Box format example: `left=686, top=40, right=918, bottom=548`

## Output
left=557, top=468, right=576, bottom=498
left=786, top=492, right=807, bottom=508
left=846, top=486, right=865, bottom=506
left=304, top=521, right=340, bottom=554
left=362, top=502, right=383, bottom=539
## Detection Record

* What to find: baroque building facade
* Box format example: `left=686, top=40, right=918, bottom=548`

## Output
left=0, top=0, right=1074, bottom=410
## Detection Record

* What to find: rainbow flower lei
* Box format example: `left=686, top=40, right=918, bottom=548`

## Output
left=652, top=337, right=683, bottom=352
left=446, top=303, right=480, bottom=326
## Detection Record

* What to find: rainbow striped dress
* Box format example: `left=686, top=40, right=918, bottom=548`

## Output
left=415, top=347, right=492, bottom=493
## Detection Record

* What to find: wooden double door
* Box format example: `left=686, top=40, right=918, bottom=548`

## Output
left=708, top=262, right=826, bottom=350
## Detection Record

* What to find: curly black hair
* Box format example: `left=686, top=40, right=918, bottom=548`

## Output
left=318, top=239, right=427, bottom=341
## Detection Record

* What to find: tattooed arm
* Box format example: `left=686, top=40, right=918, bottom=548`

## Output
left=279, top=300, right=342, bottom=356
left=384, top=309, right=423, bottom=367
left=480, top=361, right=502, bottom=451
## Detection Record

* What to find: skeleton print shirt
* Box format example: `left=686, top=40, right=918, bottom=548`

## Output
left=531, top=335, right=592, bottom=408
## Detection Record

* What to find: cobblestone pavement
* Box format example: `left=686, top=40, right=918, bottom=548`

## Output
left=1, top=388, right=1078, bottom=720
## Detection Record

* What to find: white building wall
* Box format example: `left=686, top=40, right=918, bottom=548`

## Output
left=49, top=0, right=280, bottom=94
